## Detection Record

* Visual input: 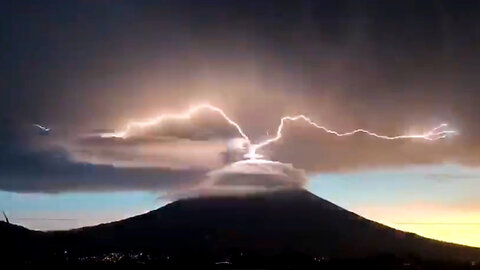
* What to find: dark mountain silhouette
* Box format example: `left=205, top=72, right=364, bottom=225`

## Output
left=2, top=189, right=480, bottom=267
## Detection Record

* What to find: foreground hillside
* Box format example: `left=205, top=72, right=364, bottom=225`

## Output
left=2, top=189, right=480, bottom=268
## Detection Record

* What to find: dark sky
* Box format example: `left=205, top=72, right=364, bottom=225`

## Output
left=1, top=0, right=479, bottom=193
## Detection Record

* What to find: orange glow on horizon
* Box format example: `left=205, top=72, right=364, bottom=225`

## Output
left=355, top=203, right=480, bottom=248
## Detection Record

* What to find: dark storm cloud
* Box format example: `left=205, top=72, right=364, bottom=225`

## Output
left=1, top=0, right=480, bottom=192
left=0, top=144, right=205, bottom=193
left=68, top=138, right=227, bottom=170
left=0, top=118, right=206, bottom=193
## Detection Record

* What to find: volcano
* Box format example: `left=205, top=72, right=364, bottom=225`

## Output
left=2, top=189, right=480, bottom=267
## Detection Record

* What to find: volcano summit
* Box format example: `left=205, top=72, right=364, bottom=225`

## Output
left=2, top=189, right=480, bottom=268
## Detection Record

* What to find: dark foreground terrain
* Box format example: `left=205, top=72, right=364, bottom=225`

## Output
left=2, top=189, right=480, bottom=269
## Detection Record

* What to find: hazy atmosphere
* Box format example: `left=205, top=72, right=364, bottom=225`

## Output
left=1, top=0, right=480, bottom=249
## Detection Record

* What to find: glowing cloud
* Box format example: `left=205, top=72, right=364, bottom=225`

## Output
left=100, top=104, right=250, bottom=141
left=100, top=104, right=457, bottom=160
left=248, top=117, right=456, bottom=159
left=165, top=159, right=308, bottom=200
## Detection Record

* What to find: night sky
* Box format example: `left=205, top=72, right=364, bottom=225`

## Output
left=1, top=0, right=480, bottom=246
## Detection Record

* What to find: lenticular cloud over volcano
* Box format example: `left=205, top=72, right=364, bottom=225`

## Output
left=168, top=159, right=308, bottom=200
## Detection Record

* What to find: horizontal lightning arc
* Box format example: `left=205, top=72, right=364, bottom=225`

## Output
left=100, top=104, right=250, bottom=141
left=247, top=115, right=456, bottom=158
left=100, top=104, right=456, bottom=160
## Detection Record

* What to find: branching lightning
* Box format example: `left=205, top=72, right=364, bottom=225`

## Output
left=100, top=104, right=250, bottom=141
left=100, top=104, right=457, bottom=160
left=247, top=116, right=456, bottom=159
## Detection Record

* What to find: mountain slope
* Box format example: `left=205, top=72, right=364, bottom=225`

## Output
left=48, top=189, right=480, bottom=262
left=3, top=189, right=480, bottom=266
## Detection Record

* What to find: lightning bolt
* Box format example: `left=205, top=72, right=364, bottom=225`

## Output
left=247, top=115, right=456, bottom=159
left=100, top=104, right=457, bottom=160
left=100, top=104, right=250, bottom=141
left=32, top=124, right=51, bottom=132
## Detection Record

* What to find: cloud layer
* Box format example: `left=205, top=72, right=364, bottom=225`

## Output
left=167, top=159, right=308, bottom=200
left=2, top=1, right=479, bottom=193
left=0, top=144, right=205, bottom=193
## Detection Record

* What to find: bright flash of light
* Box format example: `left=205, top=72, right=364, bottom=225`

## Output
left=100, top=104, right=250, bottom=141
left=32, top=124, right=51, bottom=132
left=248, top=115, right=456, bottom=158
left=100, top=104, right=457, bottom=160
